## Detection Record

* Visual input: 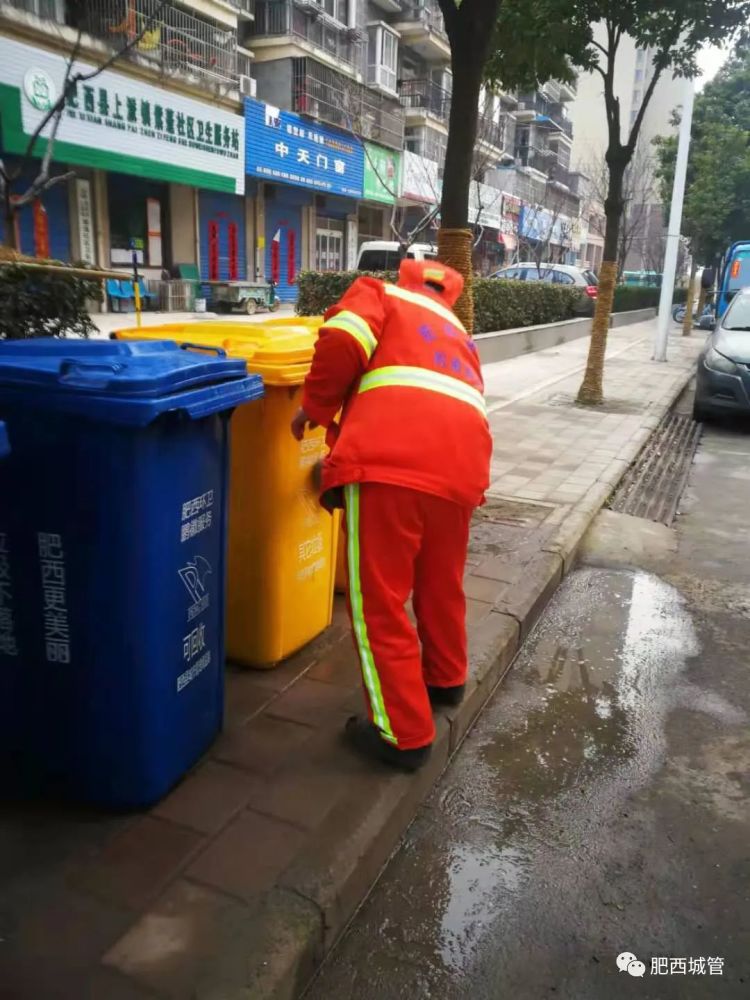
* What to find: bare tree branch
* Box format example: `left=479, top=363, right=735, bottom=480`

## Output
left=5, top=2, right=168, bottom=248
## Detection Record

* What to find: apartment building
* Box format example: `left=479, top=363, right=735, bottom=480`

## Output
left=568, top=25, right=684, bottom=271
left=0, top=0, right=255, bottom=285
left=0, top=0, right=585, bottom=299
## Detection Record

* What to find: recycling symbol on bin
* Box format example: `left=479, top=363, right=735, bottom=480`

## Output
left=178, top=556, right=212, bottom=605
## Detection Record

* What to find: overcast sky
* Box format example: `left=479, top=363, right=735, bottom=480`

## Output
left=697, top=44, right=729, bottom=88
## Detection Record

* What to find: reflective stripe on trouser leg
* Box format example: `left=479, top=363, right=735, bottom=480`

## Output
left=344, top=483, right=397, bottom=745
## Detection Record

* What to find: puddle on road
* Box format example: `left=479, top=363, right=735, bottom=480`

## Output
left=435, top=567, right=701, bottom=976
left=305, top=568, right=714, bottom=1000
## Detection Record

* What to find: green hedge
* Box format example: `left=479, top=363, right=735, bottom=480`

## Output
left=612, top=285, right=689, bottom=311
left=473, top=278, right=580, bottom=332
left=296, top=271, right=579, bottom=334
left=296, top=270, right=685, bottom=333
left=0, top=262, right=102, bottom=340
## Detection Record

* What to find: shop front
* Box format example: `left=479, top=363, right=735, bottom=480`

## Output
left=500, top=194, right=522, bottom=265
left=470, top=181, right=504, bottom=275
left=244, top=98, right=365, bottom=300
left=0, top=37, right=245, bottom=274
left=0, top=154, right=71, bottom=260
left=400, top=151, right=440, bottom=243
left=358, top=143, right=401, bottom=251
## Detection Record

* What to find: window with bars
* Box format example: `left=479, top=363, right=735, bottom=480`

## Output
left=367, top=23, right=399, bottom=95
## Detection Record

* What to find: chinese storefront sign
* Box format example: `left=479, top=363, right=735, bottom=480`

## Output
left=1, top=38, right=244, bottom=194
left=500, top=193, right=521, bottom=250
left=244, top=99, right=364, bottom=198
left=75, top=179, right=96, bottom=265
left=401, top=152, right=440, bottom=204
left=363, top=143, right=401, bottom=204
left=469, top=181, right=503, bottom=231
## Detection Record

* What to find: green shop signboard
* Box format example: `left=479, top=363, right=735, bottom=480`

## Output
left=363, top=143, right=401, bottom=204
left=1, top=37, right=245, bottom=194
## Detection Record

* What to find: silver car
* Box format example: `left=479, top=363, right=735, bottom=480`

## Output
left=694, top=288, right=750, bottom=421
left=490, top=262, right=599, bottom=314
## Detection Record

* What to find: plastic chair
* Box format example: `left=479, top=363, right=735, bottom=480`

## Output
left=118, top=280, right=135, bottom=312
left=106, top=279, right=132, bottom=312
left=137, top=278, right=159, bottom=310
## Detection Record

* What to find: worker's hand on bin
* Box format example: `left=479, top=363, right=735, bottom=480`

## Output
left=291, top=407, right=318, bottom=441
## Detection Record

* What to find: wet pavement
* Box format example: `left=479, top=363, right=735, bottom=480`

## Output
left=306, top=413, right=750, bottom=1000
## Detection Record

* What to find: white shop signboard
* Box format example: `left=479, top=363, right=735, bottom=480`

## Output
left=0, top=37, right=245, bottom=195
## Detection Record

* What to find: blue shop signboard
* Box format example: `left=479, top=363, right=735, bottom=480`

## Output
left=244, top=98, right=364, bottom=198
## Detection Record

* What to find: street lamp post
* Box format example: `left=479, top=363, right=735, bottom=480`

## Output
left=654, top=77, right=695, bottom=362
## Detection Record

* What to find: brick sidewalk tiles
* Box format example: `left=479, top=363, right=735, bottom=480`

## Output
left=0, top=325, right=702, bottom=1000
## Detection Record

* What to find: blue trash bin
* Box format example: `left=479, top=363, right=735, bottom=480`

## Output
left=0, top=339, right=263, bottom=808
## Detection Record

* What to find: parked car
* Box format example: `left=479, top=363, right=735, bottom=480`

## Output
left=694, top=288, right=750, bottom=422
left=356, top=241, right=437, bottom=271
left=489, top=262, right=599, bottom=314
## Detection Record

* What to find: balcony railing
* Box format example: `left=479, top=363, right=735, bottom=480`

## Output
left=292, top=58, right=404, bottom=150
left=77, top=1, right=240, bottom=88
left=399, top=78, right=450, bottom=123
left=397, top=1, right=447, bottom=41
left=515, top=144, right=556, bottom=175
left=477, top=113, right=506, bottom=151
left=224, top=0, right=256, bottom=15
left=518, top=92, right=573, bottom=137
left=252, top=1, right=362, bottom=71
left=404, top=125, right=446, bottom=164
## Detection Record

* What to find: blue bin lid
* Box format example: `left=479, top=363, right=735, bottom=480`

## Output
left=0, top=339, right=264, bottom=426
left=0, top=420, right=8, bottom=458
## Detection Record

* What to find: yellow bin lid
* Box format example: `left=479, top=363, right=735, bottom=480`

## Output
left=113, top=321, right=317, bottom=386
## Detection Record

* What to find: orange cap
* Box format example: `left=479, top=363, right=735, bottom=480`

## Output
left=398, top=258, right=464, bottom=307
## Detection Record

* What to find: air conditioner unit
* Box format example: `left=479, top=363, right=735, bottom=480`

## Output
left=239, top=74, right=257, bottom=98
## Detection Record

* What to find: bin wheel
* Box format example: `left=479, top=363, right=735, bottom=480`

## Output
left=245, top=298, right=258, bottom=315
left=269, top=299, right=281, bottom=312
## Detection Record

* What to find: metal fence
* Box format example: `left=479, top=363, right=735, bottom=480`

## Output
left=253, top=1, right=361, bottom=71
left=80, top=0, right=240, bottom=89
left=292, top=58, right=404, bottom=150
left=397, top=1, right=447, bottom=41
left=399, top=78, right=450, bottom=123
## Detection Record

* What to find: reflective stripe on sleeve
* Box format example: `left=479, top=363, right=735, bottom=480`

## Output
left=323, top=310, right=378, bottom=360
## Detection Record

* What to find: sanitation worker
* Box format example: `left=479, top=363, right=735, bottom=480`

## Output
left=291, top=259, right=492, bottom=772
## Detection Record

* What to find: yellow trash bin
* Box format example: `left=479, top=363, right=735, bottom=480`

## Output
left=114, top=321, right=338, bottom=667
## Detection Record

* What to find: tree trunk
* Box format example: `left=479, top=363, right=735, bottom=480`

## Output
left=695, top=281, right=707, bottom=319
left=683, top=258, right=698, bottom=336
left=577, top=158, right=626, bottom=406
left=437, top=29, right=486, bottom=334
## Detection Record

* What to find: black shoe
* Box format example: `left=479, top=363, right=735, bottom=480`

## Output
left=427, top=684, right=466, bottom=708
left=343, top=716, right=431, bottom=773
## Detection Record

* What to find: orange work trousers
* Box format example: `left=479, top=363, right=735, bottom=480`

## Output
left=343, top=482, right=472, bottom=749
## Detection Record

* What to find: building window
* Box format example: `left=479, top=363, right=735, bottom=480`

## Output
left=318, top=0, right=347, bottom=25
left=635, top=68, right=643, bottom=82
left=367, top=23, right=399, bottom=95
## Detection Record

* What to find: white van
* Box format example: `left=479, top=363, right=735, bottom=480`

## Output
left=356, top=241, right=438, bottom=271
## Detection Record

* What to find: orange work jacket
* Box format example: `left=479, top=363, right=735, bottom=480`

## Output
left=302, top=259, right=492, bottom=509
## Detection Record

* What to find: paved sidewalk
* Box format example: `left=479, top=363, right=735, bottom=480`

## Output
left=0, top=322, right=702, bottom=1000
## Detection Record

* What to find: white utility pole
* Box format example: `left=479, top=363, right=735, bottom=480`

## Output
left=654, top=78, right=695, bottom=362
